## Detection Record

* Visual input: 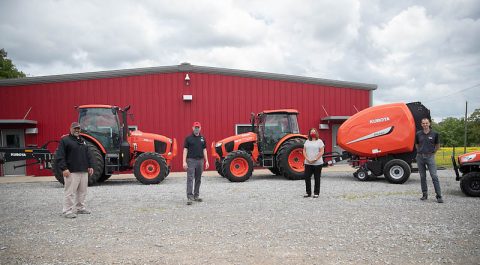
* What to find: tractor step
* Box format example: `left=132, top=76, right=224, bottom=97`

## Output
left=262, top=156, right=274, bottom=168
left=105, top=153, right=120, bottom=174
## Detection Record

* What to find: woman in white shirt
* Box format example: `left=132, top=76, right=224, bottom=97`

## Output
left=303, top=128, right=325, bottom=198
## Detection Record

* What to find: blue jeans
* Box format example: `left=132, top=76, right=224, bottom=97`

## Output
left=416, top=154, right=442, bottom=197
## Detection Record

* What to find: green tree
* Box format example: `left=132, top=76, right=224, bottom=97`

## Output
left=467, top=108, right=480, bottom=146
left=0, top=48, right=26, bottom=79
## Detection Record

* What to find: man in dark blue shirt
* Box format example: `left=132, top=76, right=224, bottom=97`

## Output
left=415, top=118, right=443, bottom=203
left=183, top=121, right=209, bottom=205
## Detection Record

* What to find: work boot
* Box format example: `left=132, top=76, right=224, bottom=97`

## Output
left=437, top=196, right=444, bottom=203
left=194, top=197, right=203, bottom=202
left=76, top=209, right=91, bottom=214
left=186, top=199, right=193, bottom=205
left=420, top=194, right=428, bottom=201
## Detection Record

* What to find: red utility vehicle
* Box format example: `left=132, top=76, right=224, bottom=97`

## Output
left=452, top=151, right=480, bottom=197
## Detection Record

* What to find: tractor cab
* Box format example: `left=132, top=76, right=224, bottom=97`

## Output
left=78, top=105, right=122, bottom=153
left=255, top=109, right=300, bottom=154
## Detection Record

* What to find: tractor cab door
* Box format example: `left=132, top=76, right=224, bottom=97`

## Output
left=258, top=113, right=300, bottom=154
left=78, top=107, right=121, bottom=152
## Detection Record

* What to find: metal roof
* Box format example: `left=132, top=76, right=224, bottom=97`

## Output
left=0, top=63, right=377, bottom=90
left=0, top=119, right=38, bottom=125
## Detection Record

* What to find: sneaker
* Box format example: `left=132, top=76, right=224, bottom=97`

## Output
left=186, top=199, right=193, bottom=205
left=194, top=197, right=203, bottom=202
left=64, top=212, right=77, bottom=219
left=303, top=194, right=311, bottom=198
left=313, top=195, right=319, bottom=198
left=437, top=197, right=444, bottom=203
left=76, top=209, right=91, bottom=214
left=420, top=195, right=428, bottom=201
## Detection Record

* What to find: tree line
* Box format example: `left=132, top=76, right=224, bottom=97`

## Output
left=432, top=108, right=480, bottom=147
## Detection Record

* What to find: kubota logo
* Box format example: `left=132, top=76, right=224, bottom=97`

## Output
left=369, top=117, right=390, bottom=124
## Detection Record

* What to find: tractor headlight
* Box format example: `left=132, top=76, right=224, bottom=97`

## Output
left=215, top=142, right=222, bottom=147
left=461, top=154, right=476, bottom=163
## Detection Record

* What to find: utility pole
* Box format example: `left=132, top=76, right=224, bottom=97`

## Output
left=464, top=101, right=468, bottom=154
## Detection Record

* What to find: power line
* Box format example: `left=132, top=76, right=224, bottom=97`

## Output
left=424, top=83, right=480, bottom=103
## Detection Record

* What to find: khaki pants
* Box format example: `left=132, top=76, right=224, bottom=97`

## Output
left=63, top=172, right=88, bottom=214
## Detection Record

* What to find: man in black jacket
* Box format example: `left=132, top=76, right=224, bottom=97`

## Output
left=56, top=122, right=94, bottom=218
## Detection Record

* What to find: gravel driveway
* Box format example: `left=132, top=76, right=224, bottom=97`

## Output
left=0, top=167, right=479, bottom=265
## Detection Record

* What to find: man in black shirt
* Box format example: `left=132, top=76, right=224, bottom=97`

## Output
left=183, top=121, right=209, bottom=205
left=415, top=118, right=443, bottom=203
left=56, top=122, right=94, bottom=218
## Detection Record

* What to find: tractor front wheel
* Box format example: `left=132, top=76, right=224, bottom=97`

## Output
left=276, top=138, right=306, bottom=180
left=460, top=172, right=480, bottom=197
left=133, top=152, right=168, bottom=184
left=222, top=151, right=254, bottom=182
left=383, top=159, right=411, bottom=184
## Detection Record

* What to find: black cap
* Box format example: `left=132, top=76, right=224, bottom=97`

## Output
left=70, top=122, right=81, bottom=129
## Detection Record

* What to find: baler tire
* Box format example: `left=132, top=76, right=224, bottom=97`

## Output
left=383, top=159, right=411, bottom=184
left=133, top=152, right=167, bottom=185
left=460, top=172, right=480, bottom=197
left=222, top=151, right=253, bottom=182
left=277, top=138, right=306, bottom=180
left=355, top=168, right=370, bottom=181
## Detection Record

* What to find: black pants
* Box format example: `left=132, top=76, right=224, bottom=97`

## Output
left=304, top=164, right=322, bottom=195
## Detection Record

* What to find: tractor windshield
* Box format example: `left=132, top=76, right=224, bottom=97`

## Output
left=259, top=113, right=300, bottom=153
left=78, top=108, right=120, bottom=151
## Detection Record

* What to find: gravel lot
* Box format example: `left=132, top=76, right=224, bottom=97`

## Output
left=0, top=166, right=479, bottom=265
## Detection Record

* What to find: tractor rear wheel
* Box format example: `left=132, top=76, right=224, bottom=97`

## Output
left=97, top=174, right=112, bottom=183
left=216, top=159, right=225, bottom=177
left=383, top=159, right=411, bottom=184
left=133, top=152, right=167, bottom=184
left=276, top=138, right=306, bottom=180
left=268, top=166, right=281, bottom=176
left=460, top=172, right=480, bottom=197
left=222, top=150, right=253, bottom=182
left=51, top=141, right=104, bottom=186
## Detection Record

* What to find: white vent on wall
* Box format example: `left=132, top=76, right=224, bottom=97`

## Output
left=25, top=128, right=38, bottom=134
left=319, top=124, right=329, bottom=130
left=183, top=95, right=193, bottom=101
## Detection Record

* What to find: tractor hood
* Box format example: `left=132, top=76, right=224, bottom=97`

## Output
left=458, top=151, right=480, bottom=165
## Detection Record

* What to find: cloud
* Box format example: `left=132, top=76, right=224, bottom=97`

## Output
left=1, top=0, right=479, bottom=120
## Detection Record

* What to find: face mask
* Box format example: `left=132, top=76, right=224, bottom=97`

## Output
left=194, top=128, right=200, bottom=135
left=310, top=133, right=316, bottom=138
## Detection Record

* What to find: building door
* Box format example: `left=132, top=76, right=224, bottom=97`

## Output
left=331, top=124, right=344, bottom=155
left=1, top=129, right=26, bottom=176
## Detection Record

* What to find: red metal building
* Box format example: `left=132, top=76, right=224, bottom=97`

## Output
left=0, top=63, right=376, bottom=176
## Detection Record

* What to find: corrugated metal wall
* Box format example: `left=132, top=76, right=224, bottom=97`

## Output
left=0, top=71, right=371, bottom=175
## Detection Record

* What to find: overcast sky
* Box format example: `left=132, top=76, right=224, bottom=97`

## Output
left=1, top=0, right=479, bottom=121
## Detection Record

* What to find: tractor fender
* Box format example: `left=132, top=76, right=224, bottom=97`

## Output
left=273, top=134, right=307, bottom=154
left=80, top=133, right=107, bottom=154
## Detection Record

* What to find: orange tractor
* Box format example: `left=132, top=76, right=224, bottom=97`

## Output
left=452, top=151, right=480, bottom=197
left=211, top=109, right=306, bottom=182
left=53, top=105, right=177, bottom=185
